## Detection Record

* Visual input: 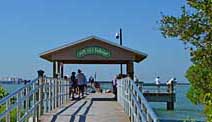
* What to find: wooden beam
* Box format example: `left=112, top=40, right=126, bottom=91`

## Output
left=56, top=60, right=131, bottom=64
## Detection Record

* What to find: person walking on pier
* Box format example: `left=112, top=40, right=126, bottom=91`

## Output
left=112, top=75, right=118, bottom=100
left=76, top=69, right=86, bottom=98
left=89, top=76, right=95, bottom=86
left=70, top=72, right=77, bottom=99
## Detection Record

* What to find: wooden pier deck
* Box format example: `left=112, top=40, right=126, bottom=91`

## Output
left=39, top=93, right=129, bottom=122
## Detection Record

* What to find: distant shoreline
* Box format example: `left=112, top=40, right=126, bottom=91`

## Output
left=94, top=81, right=190, bottom=85
left=0, top=80, right=190, bottom=85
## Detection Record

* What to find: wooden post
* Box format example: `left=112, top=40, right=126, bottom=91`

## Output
left=57, top=62, right=60, bottom=78
left=60, top=63, right=64, bottom=78
left=55, top=62, right=60, bottom=107
left=53, top=61, right=57, bottom=78
left=127, top=62, right=134, bottom=80
left=167, top=100, right=174, bottom=110
left=37, top=70, right=45, bottom=119
left=167, top=82, right=174, bottom=110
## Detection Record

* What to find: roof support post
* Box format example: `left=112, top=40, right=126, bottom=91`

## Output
left=60, top=63, right=64, bottom=78
left=53, top=61, right=57, bottom=78
left=127, top=62, right=134, bottom=80
left=57, top=62, right=60, bottom=78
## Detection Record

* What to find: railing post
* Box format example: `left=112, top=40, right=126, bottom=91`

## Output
left=59, top=79, right=61, bottom=107
left=136, top=92, right=140, bottom=122
left=54, top=79, right=57, bottom=109
left=16, top=92, right=21, bottom=122
left=37, top=77, right=41, bottom=119
left=147, top=113, right=150, bottom=122
left=17, top=92, right=21, bottom=121
left=37, top=70, right=45, bottom=120
left=61, top=79, right=63, bottom=106
left=43, top=78, right=47, bottom=113
left=58, top=79, right=61, bottom=107
left=127, top=80, right=130, bottom=116
left=65, top=78, right=68, bottom=104
left=62, top=80, right=65, bottom=105
left=60, top=79, right=63, bottom=106
left=26, top=86, right=29, bottom=114
left=52, top=79, right=55, bottom=110
left=6, top=100, right=10, bottom=122
left=128, top=79, right=132, bottom=120
left=62, top=79, right=64, bottom=105
left=48, top=79, right=51, bottom=112
left=32, top=82, right=37, bottom=122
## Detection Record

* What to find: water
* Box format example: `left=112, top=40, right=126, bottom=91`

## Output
left=98, top=82, right=113, bottom=91
left=149, top=85, right=205, bottom=121
left=0, top=83, right=24, bottom=93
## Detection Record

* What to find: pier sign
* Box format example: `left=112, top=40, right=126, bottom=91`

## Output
left=76, top=46, right=112, bottom=58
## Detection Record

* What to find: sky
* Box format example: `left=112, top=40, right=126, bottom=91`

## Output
left=0, top=0, right=191, bottom=83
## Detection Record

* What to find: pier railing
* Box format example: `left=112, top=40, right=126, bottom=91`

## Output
left=117, top=77, right=159, bottom=122
left=139, top=83, right=175, bottom=94
left=0, top=76, right=69, bottom=122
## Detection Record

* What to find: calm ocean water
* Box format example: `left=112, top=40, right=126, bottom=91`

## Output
left=0, top=82, right=205, bottom=121
left=147, top=85, right=205, bottom=121
left=0, top=83, right=24, bottom=93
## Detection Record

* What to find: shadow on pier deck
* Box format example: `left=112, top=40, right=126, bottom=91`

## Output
left=39, top=93, right=129, bottom=122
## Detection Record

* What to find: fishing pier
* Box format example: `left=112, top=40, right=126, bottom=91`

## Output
left=0, top=74, right=176, bottom=122
left=0, top=36, right=178, bottom=122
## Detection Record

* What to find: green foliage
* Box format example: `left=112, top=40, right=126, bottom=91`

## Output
left=0, top=85, right=8, bottom=99
left=160, top=0, right=212, bottom=121
left=0, top=105, right=18, bottom=122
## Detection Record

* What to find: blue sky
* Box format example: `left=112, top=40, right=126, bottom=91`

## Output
left=0, top=0, right=191, bottom=83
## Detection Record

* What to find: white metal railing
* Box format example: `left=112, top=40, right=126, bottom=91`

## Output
left=117, top=77, right=159, bottom=122
left=139, top=83, right=175, bottom=94
left=0, top=76, right=70, bottom=122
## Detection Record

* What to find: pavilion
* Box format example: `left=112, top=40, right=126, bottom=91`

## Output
left=40, top=36, right=147, bottom=79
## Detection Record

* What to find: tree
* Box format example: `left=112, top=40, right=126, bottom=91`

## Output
left=160, top=0, right=212, bottom=121
left=0, top=85, right=8, bottom=99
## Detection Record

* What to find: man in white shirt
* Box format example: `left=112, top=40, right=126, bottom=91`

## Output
left=155, top=76, right=160, bottom=92
left=155, top=76, right=160, bottom=85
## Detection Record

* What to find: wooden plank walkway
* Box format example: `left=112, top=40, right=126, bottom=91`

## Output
left=40, top=93, right=129, bottom=122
